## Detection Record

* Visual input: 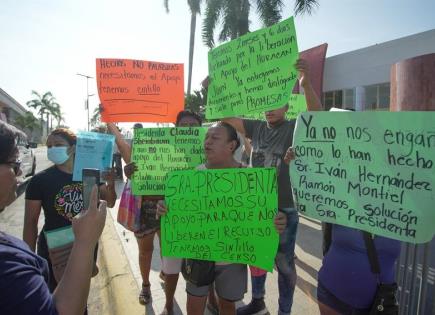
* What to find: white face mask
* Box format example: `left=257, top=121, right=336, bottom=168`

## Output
left=47, top=146, right=70, bottom=165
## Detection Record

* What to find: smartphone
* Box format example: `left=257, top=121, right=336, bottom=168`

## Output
left=82, top=168, right=100, bottom=210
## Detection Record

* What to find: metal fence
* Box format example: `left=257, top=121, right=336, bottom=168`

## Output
left=397, top=237, right=435, bottom=315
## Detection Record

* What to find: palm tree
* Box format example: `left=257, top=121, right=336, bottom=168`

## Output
left=202, top=0, right=319, bottom=48
left=14, top=111, right=40, bottom=134
left=90, top=107, right=102, bottom=128
left=26, top=91, right=61, bottom=132
left=165, top=0, right=203, bottom=95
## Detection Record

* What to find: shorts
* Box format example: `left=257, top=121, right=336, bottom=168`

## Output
left=162, top=257, right=182, bottom=275
left=186, top=264, right=247, bottom=302
left=134, top=197, right=161, bottom=238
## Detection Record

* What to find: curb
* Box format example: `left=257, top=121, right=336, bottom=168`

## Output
left=96, top=214, right=143, bottom=314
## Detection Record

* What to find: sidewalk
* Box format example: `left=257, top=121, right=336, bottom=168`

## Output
left=102, top=180, right=323, bottom=314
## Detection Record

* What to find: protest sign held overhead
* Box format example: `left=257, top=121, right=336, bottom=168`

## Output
left=72, top=131, right=115, bottom=181
left=206, top=17, right=299, bottom=119
left=290, top=112, right=435, bottom=243
left=96, top=58, right=184, bottom=123
left=162, top=168, right=279, bottom=271
left=131, top=127, right=207, bottom=195
left=243, top=94, right=306, bottom=120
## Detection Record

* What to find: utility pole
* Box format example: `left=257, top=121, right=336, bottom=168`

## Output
left=76, top=73, right=94, bottom=131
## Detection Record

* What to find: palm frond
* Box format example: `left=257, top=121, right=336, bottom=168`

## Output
left=202, top=0, right=223, bottom=48
left=294, top=0, right=318, bottom=16
left=256, top=0, right=283, bottom=26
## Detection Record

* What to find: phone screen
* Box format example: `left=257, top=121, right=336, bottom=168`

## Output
left=82, top=168, right=100, bottom=210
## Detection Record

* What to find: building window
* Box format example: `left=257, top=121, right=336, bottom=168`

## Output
left=343, top=89, right=355, bottom=110
left=323, top=90, right=346, bottom=110
left=364, top=83, right=390, bottom=110
left=378, top=83, right=390, bottom=109
left=324, top=91, right=334, bottom=110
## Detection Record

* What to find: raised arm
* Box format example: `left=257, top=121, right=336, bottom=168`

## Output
left=295, top=59, right=323, bottom=111
left=23, top=199, right=42, bottom=251
left=221, top=117, right=246, bottom=136
left=107, top=122, right=132, bottom=163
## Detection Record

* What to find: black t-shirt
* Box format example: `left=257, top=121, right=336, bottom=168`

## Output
left=243, top=119, right=296, bottom=208
left=25, top=166, right=84, bottom=231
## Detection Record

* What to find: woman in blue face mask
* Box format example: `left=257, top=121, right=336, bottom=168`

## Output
left=23, top=128, right=117, bottom=296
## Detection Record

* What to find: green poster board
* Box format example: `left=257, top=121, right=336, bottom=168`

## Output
left=206, top=17, right=299, bottom=119
left=162, top=168, right=279, bottom=271
left=243, top=94, right=306, bottom=120
left=132, top=127, right=206, bottom=195
left=290, top=112, right=435, bottom=243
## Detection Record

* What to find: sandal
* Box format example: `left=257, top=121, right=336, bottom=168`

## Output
left=139, top=283, right=151, bottom=305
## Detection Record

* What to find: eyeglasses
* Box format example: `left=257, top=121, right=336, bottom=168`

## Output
left=4, top=160, right=22, bottom=175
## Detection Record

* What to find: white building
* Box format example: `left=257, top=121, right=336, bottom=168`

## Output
left=322, top=29, right=435, bottom=111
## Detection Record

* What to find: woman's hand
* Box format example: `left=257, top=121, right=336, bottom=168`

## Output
left=156, top=200, right=168, bottom=218
left=284, top=147, right=295, bottom=165
left=73, top=185, right=107, bottom=247
left=124, top=162, right=137, bottom=179
left=294, top=58, right=312, bottom=89
left=274, top=211, right=287, bottom=234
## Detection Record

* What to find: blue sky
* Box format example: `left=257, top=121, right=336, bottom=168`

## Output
left=1, top=0, right=434, bottom=131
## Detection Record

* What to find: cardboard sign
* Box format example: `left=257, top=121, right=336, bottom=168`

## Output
left=290, top=112, right=435, bottom=243
left=206, top=17, right=299, bottom=119
left=131, top=127, right=207, bottom=195
left=96, top=58, right=184, bottom=123
left=72, top=131, right=115, bottom=181
left=162, top=168, right=279, bottom=271
left=243, top=94, right=306, bottom=120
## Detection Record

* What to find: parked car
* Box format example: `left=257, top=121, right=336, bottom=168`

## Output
left=17, top=138, right=36, bottom=177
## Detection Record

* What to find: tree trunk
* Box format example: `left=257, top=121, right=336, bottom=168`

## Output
left=187, top=13, right=197, bottom=96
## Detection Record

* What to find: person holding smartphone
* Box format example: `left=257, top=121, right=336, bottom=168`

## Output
left=23, top=128, right=116, bottom=294
left=0, top=120, right=107, bottom=315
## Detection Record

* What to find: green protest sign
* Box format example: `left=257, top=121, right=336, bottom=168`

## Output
left=290, top=112, right=435, bottom=243
left=206, top=17, right=299, bottom=119
left=162, top=168, right=279, bottom=271
left=131, top=127, right=206, bottom=195
left=243, top=94, right=306, bottom=120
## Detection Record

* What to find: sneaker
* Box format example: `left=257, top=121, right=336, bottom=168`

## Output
left=139, top=283, right=151, bottom=305
left=237, top=298, right=269, bottom=315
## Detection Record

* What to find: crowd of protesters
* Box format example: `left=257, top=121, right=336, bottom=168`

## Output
left=0, top=57, right=401, bottom=315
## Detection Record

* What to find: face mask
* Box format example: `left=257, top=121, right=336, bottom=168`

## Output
left=47, top=146, right=70, bottom=165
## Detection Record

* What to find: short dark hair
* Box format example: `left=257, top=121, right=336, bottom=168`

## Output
left=133, top=123, right=143, bottom=129
left=49, top=128, right=77, bottom=146
left=214, top=121, right=240, bottom=152
left=176, top=110, right=202, bottom=126
left=0, top=121, right=26, bottom=163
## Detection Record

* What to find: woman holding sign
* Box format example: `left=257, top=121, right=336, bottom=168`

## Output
left=284, top=148, right=401, bottom=315
left=124, top=110, right=204, bottom=307
left=23, top=128, right=116, bottom=293
left=157, top=122, right=287, bottom=315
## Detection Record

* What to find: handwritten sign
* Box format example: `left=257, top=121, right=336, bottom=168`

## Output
left=73, top=131, right=115, bottom=181
left=243, top=94, right=306, bottom=120
left=162, top=168, right=279, bottom=271
left=206, top=17, right=299, bottom=119
left=131, top=127, right=207, bottom=195
left=290, top=112, right=435, bottom=243
left=96, top=58, right=184, bottom=123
